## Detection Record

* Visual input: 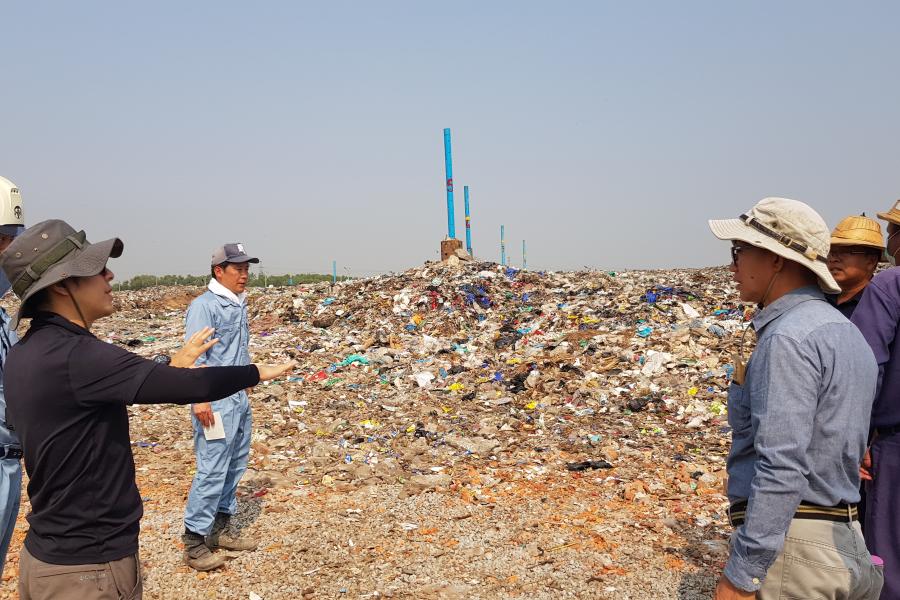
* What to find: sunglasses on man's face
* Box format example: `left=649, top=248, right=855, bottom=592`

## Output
left=730, top=244, right=749, bottom=265
left=828, top=247, right=874, bottom=260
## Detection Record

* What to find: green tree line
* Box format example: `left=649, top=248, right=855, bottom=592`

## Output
left=115, top=272, right=351, bottom=291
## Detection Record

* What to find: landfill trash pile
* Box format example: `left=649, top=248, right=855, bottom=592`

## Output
left=0, top=261, right=749, bottom=599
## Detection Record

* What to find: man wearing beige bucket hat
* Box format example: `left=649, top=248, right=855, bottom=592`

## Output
left=0, top=220, right=296, bottom=600
left=851, top=199, right=900, bottom=600
left=826, top=215, right=884, bottom=319
left=709, top=198, right=882, bottom=600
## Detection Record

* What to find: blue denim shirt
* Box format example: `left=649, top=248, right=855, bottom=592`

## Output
left=724, top=287, right=876, bottom=591
left=184, top=286, right=251, bottom=370
left=0, top=309, right=19, bottom=447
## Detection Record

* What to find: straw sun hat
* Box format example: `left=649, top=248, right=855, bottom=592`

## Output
left=877, top=200, right=900, bottom=227
left=830, top=215, right=884, bottom=251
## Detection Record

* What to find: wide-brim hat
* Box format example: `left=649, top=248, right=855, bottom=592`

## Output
left=708, top=197, right=840, bottom=294
left=877, top=200, right=900, bottom=227
left=830, top=215, right=885, bottom=252
left=0, top=219, right=123, bottom=327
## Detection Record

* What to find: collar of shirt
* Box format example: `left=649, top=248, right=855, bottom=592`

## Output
left=208, top=278, right=246, bottom=306
left=751, top=286, right=825, bottom=333
left=29, top=311, right=94, bottom=337
left=826, top=288, right=864, bottom=307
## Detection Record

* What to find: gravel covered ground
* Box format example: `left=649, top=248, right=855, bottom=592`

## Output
left=0, top=263, right=738, bottom=598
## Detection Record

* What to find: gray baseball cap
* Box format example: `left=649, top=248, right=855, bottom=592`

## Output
left=0, top=219, right=123, bottom=326
left=211, top=243, right=259, bottom=266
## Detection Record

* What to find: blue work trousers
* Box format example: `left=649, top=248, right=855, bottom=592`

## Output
left=0, top=458, right=21, bottom=579
left=183, top=393, right=251, bottom=536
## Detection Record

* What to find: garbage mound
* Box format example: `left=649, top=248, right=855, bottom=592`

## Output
left=1, top=262, right=747, bottom=599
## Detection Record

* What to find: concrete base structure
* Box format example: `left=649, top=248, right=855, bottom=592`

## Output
left=440, top=238, right=464, bottom=261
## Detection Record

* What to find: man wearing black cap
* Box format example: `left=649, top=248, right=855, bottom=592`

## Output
left=0, top=221, right=294, bottom=599
left=181, top=243, right=261, bottom=571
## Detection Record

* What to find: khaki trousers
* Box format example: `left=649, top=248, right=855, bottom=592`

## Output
left=751, top=519, right=883, bottom=600
left=18, top=545, right=142, bottom=600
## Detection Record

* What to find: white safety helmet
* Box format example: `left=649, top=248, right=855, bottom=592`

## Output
left=0, top=176, right=24, bottom=230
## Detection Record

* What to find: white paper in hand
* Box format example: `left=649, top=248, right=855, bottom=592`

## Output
left=203, top=411, right=226, bottom=441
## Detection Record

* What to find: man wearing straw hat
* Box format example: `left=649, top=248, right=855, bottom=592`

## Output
left=851, top=199, right=900, bottom=600
left=826, top=215, right=884, bottom=319
left=709, top=198, right=882, bottom=599
left=0, top=220, right=295, bottom=599
left=825, top=214, right=885, bottom=537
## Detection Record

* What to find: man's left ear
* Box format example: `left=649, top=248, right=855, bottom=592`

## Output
left=772, top=253, right=785, bottom=273
left=868, top=254, right=880, bottom=270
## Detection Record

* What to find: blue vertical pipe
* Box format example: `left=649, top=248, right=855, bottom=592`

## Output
left=443, top=128, right=456, bottom=239
left=501, top=225, right=506, bottom=266
left=332, top=260, right=337, bottom=284
left=464, top=185, right=472, bottom=255
left=522, top=240, right=527, bottom=270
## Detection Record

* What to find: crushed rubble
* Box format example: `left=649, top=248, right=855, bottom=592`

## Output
left=0, top=261, right=750, bottom=599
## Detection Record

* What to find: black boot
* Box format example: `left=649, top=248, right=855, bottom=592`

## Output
left=206, top=513, right=257, bottom=552
left=182, top=528, right=225, bottom=571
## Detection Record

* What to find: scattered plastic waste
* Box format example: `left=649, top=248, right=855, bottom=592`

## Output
left=566, top=460, right=613, bottom=471
left=336, top=354, right=369, bottom=367
left=413, top=371, right=435, bottom=389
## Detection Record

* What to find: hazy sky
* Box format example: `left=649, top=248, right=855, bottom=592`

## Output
left=3, top=2, right=899, bottom=279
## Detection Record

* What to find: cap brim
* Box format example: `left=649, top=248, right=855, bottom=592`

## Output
left=226, top=256, right=259, bottom=264
left=13, top=237, right=124, bottom=328
left=708, top=219, right=841, bottom=294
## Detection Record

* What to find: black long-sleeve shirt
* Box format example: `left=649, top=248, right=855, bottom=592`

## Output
left=4, top=312, right=259, bottom=565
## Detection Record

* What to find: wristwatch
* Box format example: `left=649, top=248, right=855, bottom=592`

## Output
left=152, top=354, right=172, bottom=365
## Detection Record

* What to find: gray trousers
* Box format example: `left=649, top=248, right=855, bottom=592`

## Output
left=753, top=519, right=883, bottom=599
left=18, top=546, right=142, bottom=600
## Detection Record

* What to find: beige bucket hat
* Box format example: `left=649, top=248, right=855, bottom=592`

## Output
left=0, top=219, right=123, bottom=326
left=708, top=197, right=840, bottom=294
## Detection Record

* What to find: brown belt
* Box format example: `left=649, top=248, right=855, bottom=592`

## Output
left=729, top=500, right=858, bottom=527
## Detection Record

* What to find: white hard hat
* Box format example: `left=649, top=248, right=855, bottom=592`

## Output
left=0, top=176, right=24, bottom=228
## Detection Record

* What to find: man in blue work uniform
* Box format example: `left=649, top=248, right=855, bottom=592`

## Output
left=0, top=176, right=24, bottom=578
left=182, top=243, right=260, bottom=571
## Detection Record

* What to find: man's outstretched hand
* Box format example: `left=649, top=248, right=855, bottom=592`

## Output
left=257, top=362, right=297, bottom=382
left=171, top=327, right=219, bottom=368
